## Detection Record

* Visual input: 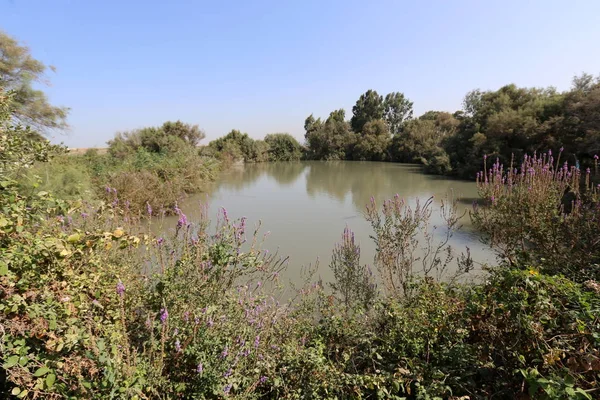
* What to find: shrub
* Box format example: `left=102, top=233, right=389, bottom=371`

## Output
left=473, top=151, right=600, bottom=282
left=264, top=133, right=303, bottom=161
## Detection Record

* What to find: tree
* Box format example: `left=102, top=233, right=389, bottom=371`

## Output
left=327, top=109, right=346, bottom=124
left=353, top=119, right=390, bottom=161
left=0, top=31, right=69, bottom=133
left=264, top=133, right=303, bottom=161
left=305, top=115, right=355, bottom=160
left=161, top=120, right=205, bottom=146
left=383, top=92, right=413, bottom=135
left=351, top=90, right=384, bottom=133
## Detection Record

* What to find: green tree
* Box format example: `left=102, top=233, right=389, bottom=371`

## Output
left=351, top=90, right=384, bottom=133
left=353, top=119, right=390, bottom=161
left=264, top=133, right=303, bottom=161
left=0, top=31, right=69, bottom=133
left=383, top=92, right=413, bottom=135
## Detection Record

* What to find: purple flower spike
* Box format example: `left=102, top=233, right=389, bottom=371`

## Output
left=157, top=237, right=164, bottom=246
left=116, top=281, right=125, bottom=297
left=175, top=339, right=181, bottom=352
left=221, top=346, right=229, bottom=358
left=254, top=335, right=260, bottom=348
left=224, top=384, right=232, bottom=395
left=224, top=368, right=232, bottom=377
left=160, top=308, right=169, bottom=324
left=197, top=363, right=203, bottom=374
left=146, top=202, right=153, bottom=216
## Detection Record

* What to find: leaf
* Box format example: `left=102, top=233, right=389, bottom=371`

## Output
left=34, top=366, right=50, bottom=377
left=45, top=373, right=56, bottom=388
left=0, top=263, right=8, bottom=276
left=67, top=233, right=81, bottom=243
left=11, top=387, right=21, bottom=396
left=4, top=355, right=19, bottom=368
left=0, top=217, right=9, bottom=227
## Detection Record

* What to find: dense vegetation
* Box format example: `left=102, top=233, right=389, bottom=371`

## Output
left=2, top=30, right=600, bottom=399
left=304, top=75, right=600, bottom=178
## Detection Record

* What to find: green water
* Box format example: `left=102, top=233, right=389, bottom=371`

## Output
left=168, top=161, right=492, bottom=285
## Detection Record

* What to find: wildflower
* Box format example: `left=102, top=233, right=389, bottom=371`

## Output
left=160, top=308, right=169, bottom=324
left=157, top=237, right=164, bottom=246
left=207, top=318, right=214, bottom=327
left=81, top=212, right=89, bottom=219
left=560, top=146, right=564, bottom=152
left=183, top=311, right=189, bottom=322
left=528, top=268, right=539, bottom=276
left=173, top=328, right=179, bottom=336
left=221, top=346, right=229, bottom=358
left=196, top=363, right=203, bottom=374
left=223, top=384, right=232, bottom=395
left=175, top=339, right=181, bottom=352
left=146, top=202, right=152, bottom=216
left=259, top=376, right=267, bottom=384
left=254, top=335, right=260, bottom=348
left=224, top=368, right=232, bottom=377
left=256, top=281, right=262, bottom=289
left=116, top=280, right=125, bottom=297
left=177, top=212, right=188, bottom=228
left=92, top=299, right=101, bottom=307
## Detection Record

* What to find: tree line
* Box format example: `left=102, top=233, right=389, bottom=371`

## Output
left=304, top=75, right=600, bottom=177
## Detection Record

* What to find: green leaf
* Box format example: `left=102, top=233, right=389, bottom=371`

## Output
left=34, top=366, right=50, bottom=377
left=4, top=355, right=19, bottom=368
left=67, top=233, right=81, bottom=243
left=45, top=373, right=56, bottom=388
left=11, top=387, right=21, bottom=396
left=0, top=263, right=8, bottom=276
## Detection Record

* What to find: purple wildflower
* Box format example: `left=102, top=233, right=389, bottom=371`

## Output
left=207, top=318, right=214, bottom=327
left=260, top=376, right=267, bottom=384
left=196, top=363, right=203, bottom=374
left=183, top=311, right=189, bottom=322
left=224, top=368, right=232, bottom=377
left=175, top=339, right=181, bottom=352
left=81, top=212, right=89, bottom=219
left=221, top=346, right=229, bottom=358
left=160, top=308, right=169, bottom=324
left=223, top=384, right=232, bottom=395
left=157, top=237, right=164, bottom=246
left=254, top=335, right=260, bottom=348
left=116, top=281, right=125, bottom=297
left=177, top=212, right=188, bottom=228
left=595, top=155, right=599, bottom=160
left=146, top=202, right=153, bottom=216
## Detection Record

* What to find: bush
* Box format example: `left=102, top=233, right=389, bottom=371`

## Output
left=264, top=133, right=303, bottom=161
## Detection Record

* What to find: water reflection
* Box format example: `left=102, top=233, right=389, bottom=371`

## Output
left=172, top=161, right=491, bottom=285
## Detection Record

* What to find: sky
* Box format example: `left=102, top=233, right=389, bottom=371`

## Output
left=1, top=0, right=599, bottom=148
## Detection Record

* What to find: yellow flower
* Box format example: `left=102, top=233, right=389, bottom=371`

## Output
left=112, top=228, right=124, bottom=238
left=528, top=268, right=539, bottom=276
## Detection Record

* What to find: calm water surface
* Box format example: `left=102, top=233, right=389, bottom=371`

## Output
left=166, top=161, right=492, bottom=285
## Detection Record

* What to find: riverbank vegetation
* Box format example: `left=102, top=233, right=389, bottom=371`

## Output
left=304, top=76, right=600, bottom=178
left=2, top=30, right=599, bottom=399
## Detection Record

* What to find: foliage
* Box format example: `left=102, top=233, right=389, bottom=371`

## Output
left=383, top=92, right=414, bottom=135
left=351, top=89, right=385, bottom=133
left=304, top=112, right=356, bottom=160
left=107, top=120, right=205, bottom=159
left=328, top=227, right=376, bottom=312
left=264, top=133, right=303, bottom=161
left=0, top=31, right=69, bottom=133
left=352, top=119, right=391, bottom=161
left=473, top=151, right=600, bottom=282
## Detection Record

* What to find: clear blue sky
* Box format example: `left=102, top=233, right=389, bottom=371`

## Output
left=2, top=0, right=599, bottom=148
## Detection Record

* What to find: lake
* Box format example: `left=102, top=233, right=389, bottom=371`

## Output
left=166, top=161, right=493, bottom=285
